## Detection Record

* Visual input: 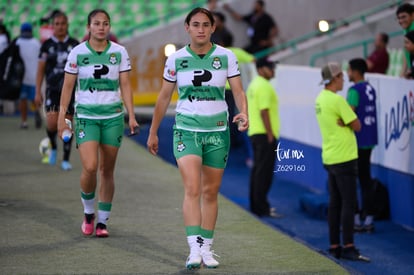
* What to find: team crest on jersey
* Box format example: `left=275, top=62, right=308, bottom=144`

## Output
left=78, top=129, right=86, bottom=139
left=177, top=141, right=186, bottom=152
left=212, top=57, right=222, bottom=69
left=109, top=53, right=118, bottom=65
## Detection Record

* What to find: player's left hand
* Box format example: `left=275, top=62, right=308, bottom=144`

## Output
left=128, top=117, right=140, bottom=136
left=233, top=113, right=249, bottom=132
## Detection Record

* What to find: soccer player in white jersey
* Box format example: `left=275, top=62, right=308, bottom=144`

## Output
left=57, top=9, right=138, bottom=238
left=147, top=7, right=248, bottom=270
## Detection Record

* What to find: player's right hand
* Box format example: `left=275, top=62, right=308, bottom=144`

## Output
left=34, top=92, right=43, bottom=107
left=147, top=134, right=159, bottom=156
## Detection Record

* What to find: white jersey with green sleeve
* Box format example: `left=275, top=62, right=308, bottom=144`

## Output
left=64, top=41, right=131, bottom=119
left=163, top=44, right=240, bottom=132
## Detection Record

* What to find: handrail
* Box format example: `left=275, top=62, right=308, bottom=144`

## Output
left=308, top=30, right=404, bottom=66
left=254, top=0, right=403, bottom=59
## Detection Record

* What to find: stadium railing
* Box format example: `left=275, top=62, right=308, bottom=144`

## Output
left=253, top=0, right=404, bottom=60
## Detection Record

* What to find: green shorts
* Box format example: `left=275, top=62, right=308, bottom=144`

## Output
left=74, top=115, right=124, bottom=147
left=173, top=126, right=230, bottom=169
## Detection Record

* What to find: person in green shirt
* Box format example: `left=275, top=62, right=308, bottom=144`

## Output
left=396, top=3, right=414, bottom=76
left=315, top=62, right=369, bottom=262
left=404, top=30, right=414, bottom=78
left=247, top=57, right=281, bottom=218
left=346, top=58, right=378, bottom=233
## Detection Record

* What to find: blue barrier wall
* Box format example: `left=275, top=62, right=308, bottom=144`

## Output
left=276, top=138, right=414, bottom=230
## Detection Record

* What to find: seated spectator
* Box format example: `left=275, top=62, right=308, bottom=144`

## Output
left=366, top=33, right=389, bottom=74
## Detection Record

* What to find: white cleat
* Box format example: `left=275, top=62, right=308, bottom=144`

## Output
left=201, top=249, right=220, bottom=268
left=186, top=251, right=202, bottom=270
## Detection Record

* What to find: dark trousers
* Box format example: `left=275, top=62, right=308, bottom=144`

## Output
left=324, top=160, right=358, bottom=246
left=249, top=134, right=277, bottom=216
left=357, top=148, right=375, bottom=216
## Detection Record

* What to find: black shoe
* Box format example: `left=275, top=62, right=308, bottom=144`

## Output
left=269, top=211, right=283, bottom=218
left=20, top=122, right=28, bottom=129
left=328, top=246, right=342, bottom=259
left=341, top=246, right=370, bottom=262
left=269, top=207, right=283, bottom=218
left=354, top=223, right=364, bottom=233
left=363, top=223, right=375, bottom=233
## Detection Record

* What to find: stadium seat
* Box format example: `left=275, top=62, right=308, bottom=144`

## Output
left=387, top=48, right=404, bottom=77
left=0, top=0, right=205, bottom=41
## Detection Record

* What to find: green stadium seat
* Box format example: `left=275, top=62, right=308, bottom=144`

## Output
left=55, top=1, right=77, bottom=14
left=0, top=0, right=205, bottom=41
left=387, top=48, right=404, bottom=77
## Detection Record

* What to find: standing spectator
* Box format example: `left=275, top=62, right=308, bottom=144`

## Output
left=35, top=12, right=79, bottom=169
left=247, top=57, right=280, bottom=218
left=0, top=23, right=10, bottom=115
left=347, top=58, right=378, bottom=233
left=147, top=7, right=248, bottom=270
left=315, top=62, right=369, bottom=262
left=0, top=23, right=10, bottom=54
left=366, top=33, right=389, bottom=74
left=57, top=9, right=138, bottom=238
left=396, top=3, right=414, bottom=76
left=224, top=0, right=278, bottom=54
left=206, top=0, right=219, bottom=11
left=211, top=11, right=233, bottom=47
left=16, top=23, right=42, bottom=129
left=403, top=31, right=414, bottom=78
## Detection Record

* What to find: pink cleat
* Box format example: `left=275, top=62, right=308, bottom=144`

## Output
left=95, top=223, right=109, bottom=238
left=81, top=214, right=94, bottom=236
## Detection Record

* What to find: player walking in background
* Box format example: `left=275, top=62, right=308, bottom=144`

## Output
left=35, top=12, right=79, bottom=170
left=57, top=9, right=138, bottom=238
left=147, top=7, right=248, bottom=270
left=16, top=23, right=41, bottom=129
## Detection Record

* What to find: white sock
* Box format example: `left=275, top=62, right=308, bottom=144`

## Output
left=354, top=213, right=361, bottom=226
left=187, top=235, right=202, bottom=252
left=364, top=215, right=374, bottom=225
left=81, top=197, right=95, bottom=214
left=97, top=210, right=110, bottom=225
left=201, top=237, right=214, bottom=252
